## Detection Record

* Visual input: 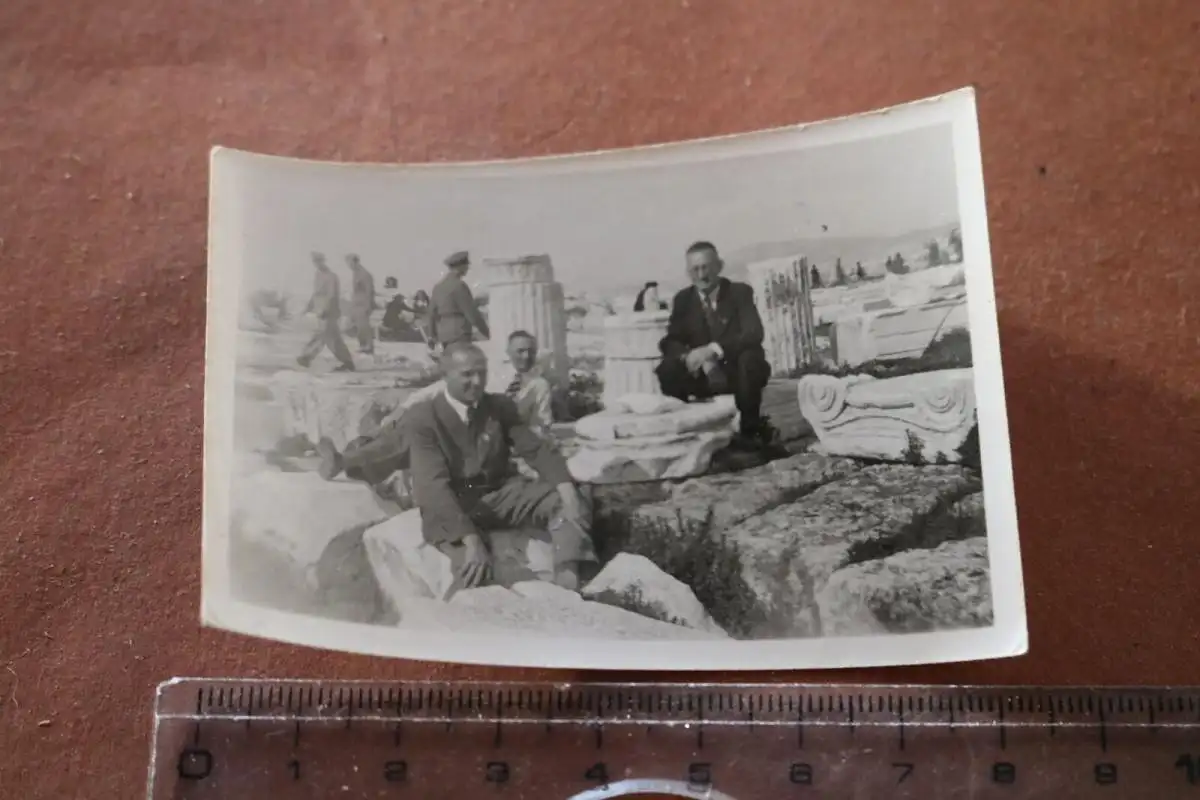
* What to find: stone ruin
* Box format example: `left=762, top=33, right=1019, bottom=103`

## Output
left=233, top=248, right=993, bottom=643
left=599, top=310, right=671, bottom=408
left=746, top=255, right=819, bottom=376
left=477, top=255, right=570, bottom=389
left=797, top=368, right=978, bottom=464
left=566, top=394, right=738, bottom=485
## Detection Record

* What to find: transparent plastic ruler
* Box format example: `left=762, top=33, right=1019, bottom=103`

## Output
left=148, top=679, right=1200, bottom=798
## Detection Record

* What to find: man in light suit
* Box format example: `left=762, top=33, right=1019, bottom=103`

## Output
left=655, top=241, right=774, bottom=448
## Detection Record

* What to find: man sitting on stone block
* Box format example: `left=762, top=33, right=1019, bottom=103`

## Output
left=655, top=240, right=775, bottom=449
left=316, top=330, right=554, bottom=499
left=319, top=343, right=595, bottom=594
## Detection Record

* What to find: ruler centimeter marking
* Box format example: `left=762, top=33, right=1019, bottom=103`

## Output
left=149, top=680, right=1200, bottom=799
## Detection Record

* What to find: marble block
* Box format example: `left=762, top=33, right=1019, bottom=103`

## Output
left=271, top=371, right=415, bottom=451
left=797, top=368, right=977, bottom=463
left=567, top=395, right=737, bottom=484
left=567, top=428, right=734, bottom=484
left=364, top=510, right=560, bottom=614
left=832, top=296, right=969, bottom=367
left=232, top=469, right=391, bottom=589
left=574, top=395, right=737, bottom=440
left=601, top=311, right=671, bottom=407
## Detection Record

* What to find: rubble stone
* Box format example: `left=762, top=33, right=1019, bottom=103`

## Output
left=393, top=584, right=727, bottom=640
left=816, top=537, right=993, bottom=635
left=583, top=553, right=726, bottom=636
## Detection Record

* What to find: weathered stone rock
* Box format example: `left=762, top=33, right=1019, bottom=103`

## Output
left=726, top=464, right=980, bottom=638
left=816, top=537, right=993, bottom=635
left=394, top=583, right=726, bottom=640
left=364, top=510, right=562, bottom=615
left=271, top=370, right=416, bottom=451
left=574, top=395, right=737, bottom=440
left=362, top=510, right=454, bottom=604
left=798, top=368, right=977, bottom=463
left=231, top=468, right=391, bottom=589
left=583, top=553, right=726, bottom=636
left=661, top=452, right=861, bottom=532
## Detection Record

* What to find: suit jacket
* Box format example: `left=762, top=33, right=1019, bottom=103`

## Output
left=406, top=392, right=571, bottom=545
left=659, top=278, right=765, bottom=363
left=429, top=273, right=489, bottom=345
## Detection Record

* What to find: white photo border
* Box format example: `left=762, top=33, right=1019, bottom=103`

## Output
left=201, top=87, right=1028, bottom=670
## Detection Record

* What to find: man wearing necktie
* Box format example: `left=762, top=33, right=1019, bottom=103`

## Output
left=492, top=329, right=554, bottom=435
left=655, top=241, right=774, bottom=448
left=318, top=343, right=594, bottom=592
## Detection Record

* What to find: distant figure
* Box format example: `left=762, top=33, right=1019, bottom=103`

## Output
left=384, top=276, right=398, bottom=290
left=430, top=250, right=490, bottom=348
left=298, top=252, right=355, bottom=372
left=380, top=293, right=412, bottom=340
left=346, top=253, right=377, bottom=355
left=655, top=241, right=773, bottom=449
left=855, top=261, right=867, bottom=281
left=633, top=281, right=668, bottom=312
left=810, top=262, right=822, bottom=289
left=411, top=290, right=433, bottom=348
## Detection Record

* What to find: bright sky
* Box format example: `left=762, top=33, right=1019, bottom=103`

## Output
left=230, top=122, right=959, bottom=299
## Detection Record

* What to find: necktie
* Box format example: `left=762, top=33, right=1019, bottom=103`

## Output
left=505, top=373, right=523, bottom=398
left=466, top=404, right=479, bottom=430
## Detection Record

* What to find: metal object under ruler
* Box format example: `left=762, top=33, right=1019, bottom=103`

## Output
left=149, top=679, right=1200, bottom=799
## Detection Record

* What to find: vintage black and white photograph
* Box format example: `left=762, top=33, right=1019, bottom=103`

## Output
left=202, top=88, right=1027, bottom=670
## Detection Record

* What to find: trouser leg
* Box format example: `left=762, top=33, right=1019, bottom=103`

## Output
left=471, top=476, right=597, bottom=589
left=321, top=316, right=356, bottom=368
left=730, top=348, right=771, bottom=432
left=299, top=323, right=328, bottom=363
left=340, top=423, right=409, bottom=485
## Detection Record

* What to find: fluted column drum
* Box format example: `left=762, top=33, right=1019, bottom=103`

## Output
left=478, top=255, right=569, bottom=386
left=601, top=310, right=671, bottom=408
left=747, top=256, right=817, bottom=376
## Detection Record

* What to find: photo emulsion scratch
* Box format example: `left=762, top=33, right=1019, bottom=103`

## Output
left=200, top=87, right=1028, bottom=670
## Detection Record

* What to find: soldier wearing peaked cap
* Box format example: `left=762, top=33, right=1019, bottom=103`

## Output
left=430, top=250, right=490, bottom=348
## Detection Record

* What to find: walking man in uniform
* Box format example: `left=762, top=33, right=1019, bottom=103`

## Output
left=346, top=253, right=377, bottom=355
left=429, top=250, right=490, bottom=348
left=297, top=251, right=356, bottom=372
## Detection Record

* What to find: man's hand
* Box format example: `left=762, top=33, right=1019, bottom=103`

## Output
left=556, top=483, right=592, bottom=532
left=458, top=533, right=492, bottom=589
left=684, top=347, right=712, bottom=375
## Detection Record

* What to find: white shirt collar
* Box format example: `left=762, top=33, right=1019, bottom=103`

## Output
left=442, top=389, right=474, bottom=422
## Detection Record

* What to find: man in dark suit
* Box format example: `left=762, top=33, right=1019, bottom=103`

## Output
left=655, top=241, right=774, bottom=447
left=318, top=343, right=595, bottom=593
left=429, top=250, right=490, bottom=348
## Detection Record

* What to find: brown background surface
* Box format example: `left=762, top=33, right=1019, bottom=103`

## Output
left=1, top=0, right=1198, bottom=796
